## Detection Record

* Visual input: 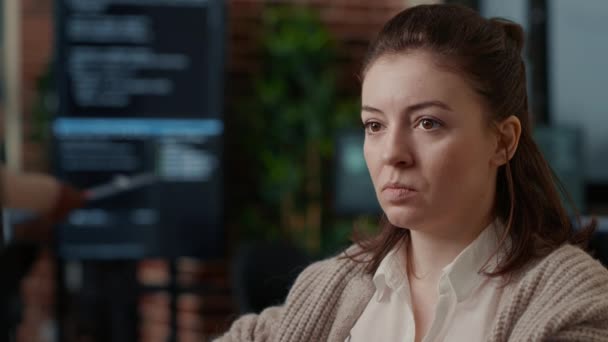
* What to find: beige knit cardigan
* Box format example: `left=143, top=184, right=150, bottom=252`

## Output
left=216, top=245, right=608, bottom=341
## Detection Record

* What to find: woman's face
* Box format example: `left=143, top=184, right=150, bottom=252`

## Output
left=361, top=52, right=500, bottom=235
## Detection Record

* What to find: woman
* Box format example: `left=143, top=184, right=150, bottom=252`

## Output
left=217, top=4, right=608, bottom=341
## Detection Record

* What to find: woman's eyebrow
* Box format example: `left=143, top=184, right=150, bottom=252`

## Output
left=361, top=105, right=384, bottom=114
left=361, top=100, right=453, bottom=115
left=406, top=100, right=453, bottom=113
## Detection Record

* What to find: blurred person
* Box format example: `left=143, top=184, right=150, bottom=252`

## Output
left=216, top=4, right=608, bottom=342
left=1, top=164, right=85, bottom=241
left=2, top=165, right=62, bottom=214
left=1, top=165, right=85, bottom=341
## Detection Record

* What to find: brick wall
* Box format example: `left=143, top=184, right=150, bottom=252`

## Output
left=21, top=0, right=54, bottom=171
left=226, top=0, right=414, bottom=103
left=13, top=0, right=433, bottom=341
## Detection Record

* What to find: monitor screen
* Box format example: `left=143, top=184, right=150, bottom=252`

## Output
left=53, top=0, right=225, bottom=259
left=333, top=129, right=380, bottom=216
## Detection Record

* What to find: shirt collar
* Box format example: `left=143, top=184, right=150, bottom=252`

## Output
left=441, top=219, right=504, bottom=302
left=372, top=242, right=407, bottom=302
left=372, top=220, right=504, bottom=303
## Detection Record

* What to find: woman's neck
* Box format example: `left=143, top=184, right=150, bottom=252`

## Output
left=406, top=216, right=493, bottom=282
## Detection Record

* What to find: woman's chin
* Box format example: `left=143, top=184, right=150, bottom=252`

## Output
left=383, top=207, right=424, bottom=229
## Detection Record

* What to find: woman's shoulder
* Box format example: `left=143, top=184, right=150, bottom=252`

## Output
left=290, top=244, right=370, bottom=289
left=493, top=244, right=608, bottom=340
left=514, top=243, right=608, bottom=299
left=528, top=244, right=608, bottom=279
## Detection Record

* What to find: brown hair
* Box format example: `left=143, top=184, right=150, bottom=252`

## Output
left=348, top=4, right=595, bottom=277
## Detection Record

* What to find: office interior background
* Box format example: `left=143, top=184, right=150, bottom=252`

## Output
left=1, top=0, right=607, bottom=341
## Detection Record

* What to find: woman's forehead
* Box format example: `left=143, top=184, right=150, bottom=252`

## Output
left=362, top=52, right=482, bottom=111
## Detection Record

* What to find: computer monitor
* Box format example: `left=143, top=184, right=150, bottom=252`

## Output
left=333, top=129, right=381, bottom=216
left=53, top=0, right=225, bottom=259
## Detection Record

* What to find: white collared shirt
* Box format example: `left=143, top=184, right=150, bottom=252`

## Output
left=347, top=222, right=510, bottom=342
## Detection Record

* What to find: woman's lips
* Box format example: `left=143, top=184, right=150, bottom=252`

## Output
left=382, top=186, right=418, bottom=202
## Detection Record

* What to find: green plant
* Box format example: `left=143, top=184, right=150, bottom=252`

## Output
left=30, top=66, right=54, bottom=145
left=235, top=5, right=358, bottom=254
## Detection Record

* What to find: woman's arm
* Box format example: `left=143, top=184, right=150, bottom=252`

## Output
left=1, top=166, right=61, bottom=214
left=213, top=305, right=284, bottom=342
left=213, top=248, right=370, bottom=342
left=491, top=245, right=608, bottom=341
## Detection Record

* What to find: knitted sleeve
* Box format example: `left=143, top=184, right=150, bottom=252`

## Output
left=213, top=258, right=342, bottom=342
left=273, top=256, right=361, bottom=342
left=490, top=245, right=608, bottom=341
left=213, top=252, right=368, bottom=342
left=213, top=305, right=284, bottom=342
left=551, top=325, right=608, bottom=341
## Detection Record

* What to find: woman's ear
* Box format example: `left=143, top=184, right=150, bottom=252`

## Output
left=491, top=115, right=522, bottom=166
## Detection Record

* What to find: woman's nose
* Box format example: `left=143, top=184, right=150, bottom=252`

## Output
left=381, top=129, right=414, bottom=167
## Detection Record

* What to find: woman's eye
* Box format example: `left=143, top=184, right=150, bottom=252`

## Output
left=417, top=118, right=442, bottom=130
left=364, top=121, right=383, bottom=133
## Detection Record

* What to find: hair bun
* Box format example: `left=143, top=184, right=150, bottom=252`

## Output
left=490, top=18, right=525, bottom=54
